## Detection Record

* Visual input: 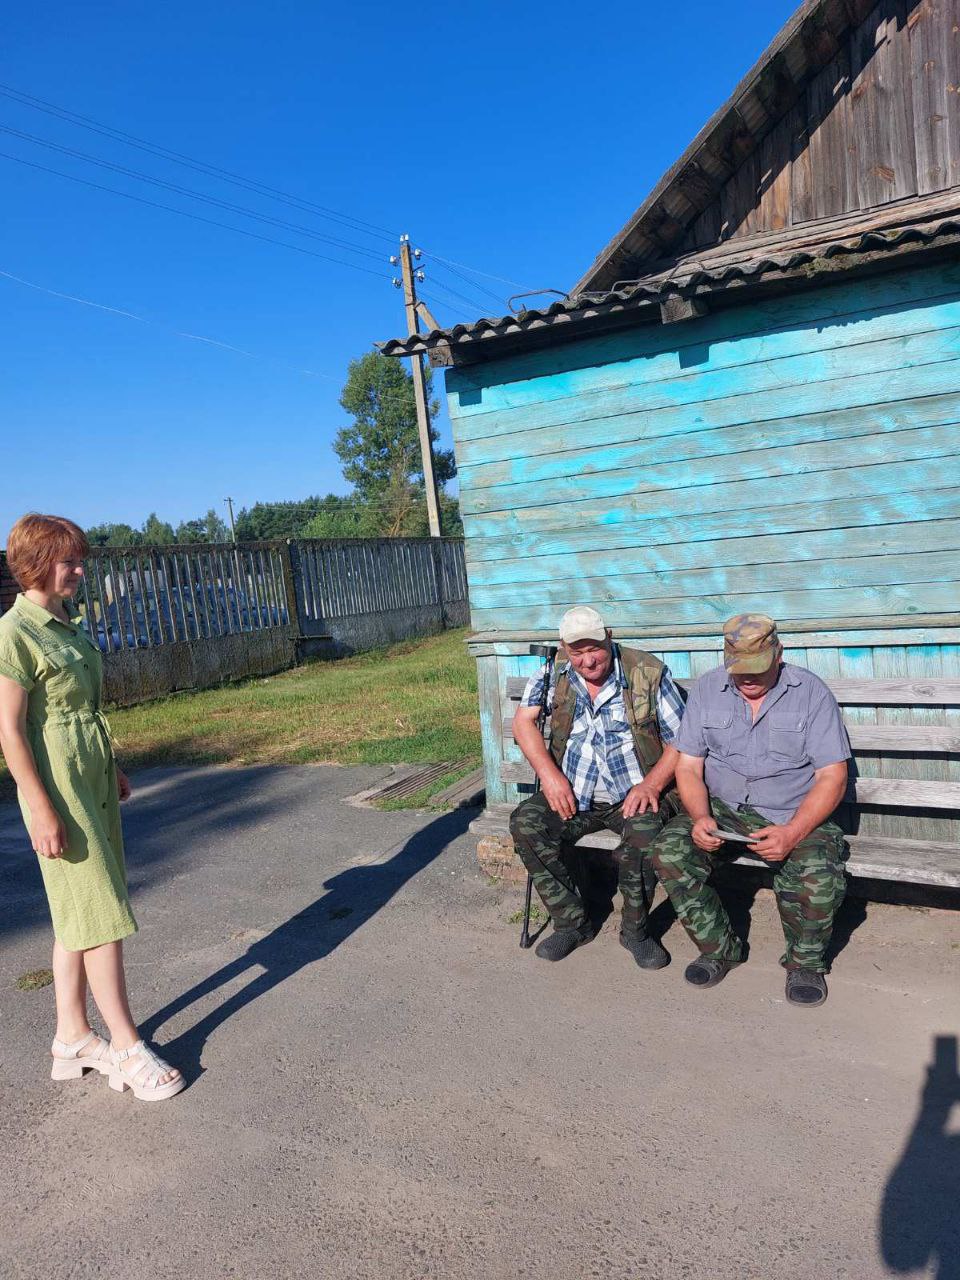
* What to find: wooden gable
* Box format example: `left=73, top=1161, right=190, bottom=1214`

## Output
left=576, top=0, right=960, bottom=293
left=681, top=0, right=960, bottom=253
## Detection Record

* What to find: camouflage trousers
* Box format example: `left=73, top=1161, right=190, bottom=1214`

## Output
left=649, top=797, right=846, bottom=972
left=509, top=790, right=675, bottom=932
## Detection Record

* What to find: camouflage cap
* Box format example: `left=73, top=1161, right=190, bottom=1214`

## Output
left=722, top=613, right=780, bottom=674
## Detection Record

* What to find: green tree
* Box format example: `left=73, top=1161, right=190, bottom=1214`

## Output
left=234, top=496, right=334, bottom=541
left=300, top=496, right=381, bottom=539
left=175, top=508, right=230, bottom=543
left=141, top=512, right=176, bottom=545
left=336, top=352, right=457, bottom=536
left=86, top=522, right=142, bottom=547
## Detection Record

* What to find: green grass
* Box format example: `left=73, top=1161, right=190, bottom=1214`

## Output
left=16, top=968, right=54, bottom=991
left=0, top=629, right=480, bottom=800
left=506, top=902, right=546, bottom=926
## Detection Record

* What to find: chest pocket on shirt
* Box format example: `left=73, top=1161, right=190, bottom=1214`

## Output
left=702, top=711, right=733, bottom=755
left=601, top=704, right=632, bottom=735
left=42, top=645, right=90, bottom=687
left=768, top=711, right=807, bottom=761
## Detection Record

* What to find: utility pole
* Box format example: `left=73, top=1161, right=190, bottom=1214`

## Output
left=223, top=497, right=237, bottom=543
left=393, top=235, right=442, bottom=538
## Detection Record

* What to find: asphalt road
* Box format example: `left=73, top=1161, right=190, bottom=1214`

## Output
left=2, top=764, right=958, bottom=1280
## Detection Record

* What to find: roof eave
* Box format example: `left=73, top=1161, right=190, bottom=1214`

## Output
left=377, top=220, right=960, bottom=368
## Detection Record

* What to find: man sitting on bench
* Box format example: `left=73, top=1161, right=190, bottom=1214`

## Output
left=509, top=606, right=684, bottom=966
left=649, top=613, right=850, bottom=1008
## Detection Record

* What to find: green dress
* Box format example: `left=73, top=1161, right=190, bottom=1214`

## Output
left=0, top=594, right=137, bottom=951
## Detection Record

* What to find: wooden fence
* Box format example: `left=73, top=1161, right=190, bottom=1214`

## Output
left=0, top=538, right=468, bottom=702
left=290, top=537, right=468, bottom=637
left=79, top=543, right=291, bottom=653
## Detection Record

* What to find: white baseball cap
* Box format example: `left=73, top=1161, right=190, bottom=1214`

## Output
left=559, top=606, right=607, bottom=645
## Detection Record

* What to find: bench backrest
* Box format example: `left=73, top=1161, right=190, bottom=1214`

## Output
left=500, top=676, right=960, bottom=812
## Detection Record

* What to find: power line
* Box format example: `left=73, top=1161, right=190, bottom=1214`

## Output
left=421, top=277, right=496, bottom=317
left=416, top=249, right=538, bottom=293
left=0, top=149, right=392, bottom=279
left=0, top=123, right=388, bottom=262
left=0, top=81, right=398, bottom=244
left=417, top=292, right=475, bottom=326
left=422, top=254, right=508, bottom=310
left=0, top=82, right=537, bottom=300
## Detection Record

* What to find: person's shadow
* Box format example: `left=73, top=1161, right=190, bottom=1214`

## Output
left=140, top=808, right=472, bottom=1080
left=879, top=1034, right=960, bottom=1279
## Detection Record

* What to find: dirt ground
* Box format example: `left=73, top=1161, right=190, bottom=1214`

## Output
left=2, top=764, right=958, bottom=1280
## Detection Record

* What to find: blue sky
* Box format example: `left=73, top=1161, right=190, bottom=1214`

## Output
left=1, top=0, right=796, bottom=537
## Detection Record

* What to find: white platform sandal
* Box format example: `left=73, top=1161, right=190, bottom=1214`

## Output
left=50, top=1031, right=113, bottom=1081
left=109, top=1040, right=186, bottom=1102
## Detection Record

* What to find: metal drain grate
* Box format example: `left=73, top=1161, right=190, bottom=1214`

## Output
left=348, top=757, right=479, bottom=806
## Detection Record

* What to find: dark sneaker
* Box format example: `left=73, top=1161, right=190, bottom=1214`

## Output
left=620, top=929, right=670, bottom=970
left=534, top=926, right=594, bottom=962
left=785, top=967, right=828, bottom=1008
left=684, top=955, right=742, bottom=989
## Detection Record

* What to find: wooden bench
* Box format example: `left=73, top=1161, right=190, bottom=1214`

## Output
left=470, top=676, right=960, bottom=890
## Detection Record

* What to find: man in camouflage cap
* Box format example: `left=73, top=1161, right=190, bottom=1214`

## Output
left=509, top=606, right=686, bottom=967
left=649, top=613, right=851, bottom=1008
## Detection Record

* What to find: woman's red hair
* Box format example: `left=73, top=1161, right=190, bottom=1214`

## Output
left=6, top=514, right=90, bottom=591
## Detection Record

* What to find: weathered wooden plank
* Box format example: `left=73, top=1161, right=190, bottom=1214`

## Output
left=849, top=0, right=918, bottom=208
left=471, top=545, right=959, bottom=611
left=909, top=0, right=960, bottom=193
left=500, top=756, right=960, bottom=807
left=477, top=655, right=509, bottom=807
left=447, top=262, right=960, bottom=422
left=456, top=363, right=960, bottom=480
left=465, top=485, right=960, bottom=569
left=458, top=377, right=960, bottom=489
left=469, top=517, right=960, bottom=591
left=847, top=724, right=960, bottom=750
left=471, top=579, right=960, bottom=633
left=853, top=775, right=960, bottom=807
left=472, top=629, right=960, bottom=656
left=667, top=182, right=960, bottom=272
left=719, top=146, right=762, bottom=241
left=469, top=805, right=960, bottom=886
left=842, top=834, right=960, bottom=887
left=463, top=422, right=957, bottom=517
left=753, top=104, right=800, bottom=234
left=500, top=711, right=960, bottom=752
left=462, top=454, right=954, bottom=543
left=450, top=316, right=960, bottom=441
left=503, top=675, right=960, bottom=703
left=792, top=46, right=857, bottom=222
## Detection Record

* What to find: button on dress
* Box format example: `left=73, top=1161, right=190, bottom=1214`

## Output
left=0, top=594, right=137, bottom=951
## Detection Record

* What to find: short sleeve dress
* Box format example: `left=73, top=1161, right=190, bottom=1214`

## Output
left=0, top=594, right=137, bottom=951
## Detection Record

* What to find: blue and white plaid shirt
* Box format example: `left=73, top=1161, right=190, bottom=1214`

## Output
left=520, top=647, right=685, bottom=812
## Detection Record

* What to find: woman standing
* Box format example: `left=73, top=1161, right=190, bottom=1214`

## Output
left=0, top=514, right=183, bottom=1101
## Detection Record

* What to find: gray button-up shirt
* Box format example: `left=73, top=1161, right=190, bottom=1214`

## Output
left=674, top=663, right=851, bottom=823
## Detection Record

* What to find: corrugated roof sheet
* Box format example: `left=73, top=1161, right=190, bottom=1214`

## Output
left=378, top=217, right=960, bottom=360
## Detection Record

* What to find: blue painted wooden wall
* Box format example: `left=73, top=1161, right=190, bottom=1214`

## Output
left=446, top=262, right=960, bottom=634
left=445, top=262, right=960, bottom=842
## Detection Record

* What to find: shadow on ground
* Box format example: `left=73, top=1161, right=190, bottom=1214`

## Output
left=140, top=807, right=472, bottom=1080
left=0, top=764, right=302, bottom=945
left=880, top=1033, right=960, bottom=1280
